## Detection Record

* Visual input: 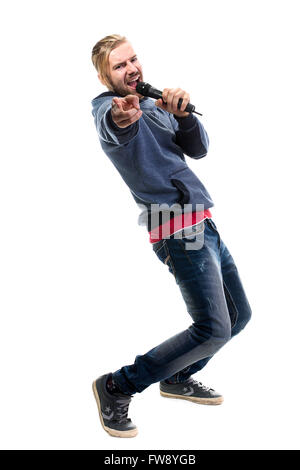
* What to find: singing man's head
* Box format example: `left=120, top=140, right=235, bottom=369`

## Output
left=92, top=34, right=144, bottom=98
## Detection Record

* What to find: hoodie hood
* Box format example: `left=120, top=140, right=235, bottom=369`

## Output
left=91, top=91, right=118, bottom=115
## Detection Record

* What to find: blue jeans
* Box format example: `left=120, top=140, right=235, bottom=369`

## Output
left=113, top=218, right=252, bottom=394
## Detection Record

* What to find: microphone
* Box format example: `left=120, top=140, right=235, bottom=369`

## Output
left=136, top=82, right=202, bottom=116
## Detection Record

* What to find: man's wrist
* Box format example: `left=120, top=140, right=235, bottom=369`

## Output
left=173, top=112, right=196, bottom=129
left=107, top=108, right=122, bottom=130
left=174, top=112, right=189, bottom=119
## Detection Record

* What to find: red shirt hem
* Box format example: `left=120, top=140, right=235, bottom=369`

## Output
left=149, top=208, right=213, bottom=243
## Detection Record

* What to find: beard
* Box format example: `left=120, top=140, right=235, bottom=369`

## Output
left=108, top=71, right=144, bottom=98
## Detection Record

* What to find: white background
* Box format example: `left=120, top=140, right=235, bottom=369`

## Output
left=0, top=0, right=299, bottom=450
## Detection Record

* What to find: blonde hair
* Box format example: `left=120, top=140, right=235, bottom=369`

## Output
left=91, top=34, right=127, bottom=90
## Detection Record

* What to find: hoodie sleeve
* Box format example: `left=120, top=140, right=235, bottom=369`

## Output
left=93, top=99, right=139, bottom=146
left=169, top=113, right=209, bottom=159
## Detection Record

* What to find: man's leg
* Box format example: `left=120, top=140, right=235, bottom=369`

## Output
left=164, top=218, right=252, bottom=383
left=112, top=218, right=233, bottom=395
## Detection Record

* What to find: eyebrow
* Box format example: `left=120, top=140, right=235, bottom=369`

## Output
left=112, top=55, right=137, bottom=69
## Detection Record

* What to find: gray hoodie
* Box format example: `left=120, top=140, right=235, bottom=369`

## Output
left=91, top=91, right=214, bottom=231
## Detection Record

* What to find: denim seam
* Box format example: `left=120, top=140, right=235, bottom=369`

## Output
left=163, top=240, right=176, bottom=278
left=153, top=243, right=165, bottom=255
left=223, top=279, right=239, bottom=328
left=206, top=219, right=221, bottom=250
left=177, top=239, right=193, bottom=264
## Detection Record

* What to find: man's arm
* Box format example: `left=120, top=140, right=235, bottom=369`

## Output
left=170, top=113, right=209, bottom=159
left=155, top=88, right=209, bottom=159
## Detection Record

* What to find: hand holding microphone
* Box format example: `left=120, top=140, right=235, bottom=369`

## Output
left=111, top=83, right=203, bottom=128
left=155, top=88, right=191, bottom=118
left=136, top=82, right=202, bottom=117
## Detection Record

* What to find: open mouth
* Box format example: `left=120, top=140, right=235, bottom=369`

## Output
left=127, top=76, right=140, bottom=89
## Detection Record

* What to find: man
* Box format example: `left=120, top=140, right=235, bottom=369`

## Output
left=91, top=34, right=252, bottom=438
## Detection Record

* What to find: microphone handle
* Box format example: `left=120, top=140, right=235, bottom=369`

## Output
left=146, top=86, right=196, bottom=114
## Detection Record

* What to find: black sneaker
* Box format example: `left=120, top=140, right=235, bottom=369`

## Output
left=92, top=373, right=138, bottom=438
left=160, top=377, right=223, bottom=405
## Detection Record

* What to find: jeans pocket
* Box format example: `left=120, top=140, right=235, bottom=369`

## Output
left=153, top=240, right=176, bottom=277
left=205, top=218, right=221, bottom=249
left=152, top=239, right=164, bottom=255
left=206, top=218, right=218, bottom=231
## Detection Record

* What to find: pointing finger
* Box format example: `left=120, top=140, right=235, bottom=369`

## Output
left=125, top=94, right=140, bottom=109
left=112, top=98, right=122, bottom=111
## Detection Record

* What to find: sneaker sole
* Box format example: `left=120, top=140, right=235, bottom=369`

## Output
left=160, top=390, right=224, bottom=405
left=92, top=381, right=138, bottom=438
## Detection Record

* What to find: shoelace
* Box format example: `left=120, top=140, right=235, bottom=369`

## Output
left=115, top=396, right=131, bottom=424
left=187, top=378, right=215, bottom=392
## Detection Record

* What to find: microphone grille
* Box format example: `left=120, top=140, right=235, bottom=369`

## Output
left=136, top=81, right=149, bottom=96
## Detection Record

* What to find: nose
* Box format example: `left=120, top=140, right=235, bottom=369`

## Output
left=126, top=60, right=138, bottom=74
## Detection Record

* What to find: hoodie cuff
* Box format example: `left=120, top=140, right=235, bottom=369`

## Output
left=106, top=108, right=124, bottom=132
left=173, top=113, right=197, bottom=130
